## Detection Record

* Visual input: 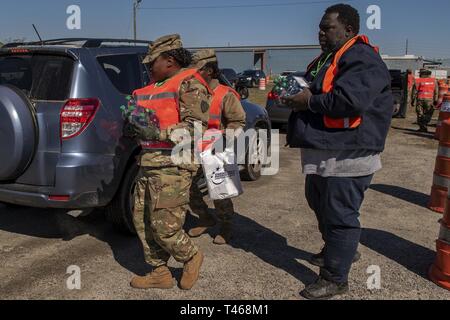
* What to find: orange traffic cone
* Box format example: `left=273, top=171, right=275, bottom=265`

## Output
left=429, top=118, right=450, bottom=213
left=435, top=94, right=450, bottom=141
left=429, top=121, right=450, bottom=290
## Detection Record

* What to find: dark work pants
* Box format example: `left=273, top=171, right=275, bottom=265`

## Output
left=305, top=174, right=373, bottom=283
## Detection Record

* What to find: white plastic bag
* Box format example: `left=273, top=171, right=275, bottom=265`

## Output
left=200, top=143, right=243, bottom=201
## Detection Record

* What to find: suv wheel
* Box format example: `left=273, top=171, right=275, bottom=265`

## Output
left=105, top=161, right=139, bottom=235
left=241, top=128, right=268, bottom=181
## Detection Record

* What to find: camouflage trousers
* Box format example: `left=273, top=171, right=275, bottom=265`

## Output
left=416, top=100, right=434, bottom=130
left=133, top=152, right=198, bottom=267
left=189, top=168, right=235, bottom=223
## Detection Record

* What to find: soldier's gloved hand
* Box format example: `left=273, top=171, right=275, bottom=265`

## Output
left=134, top=122, right=161, bottom=141
left=123, top=121, right=138, bottom=138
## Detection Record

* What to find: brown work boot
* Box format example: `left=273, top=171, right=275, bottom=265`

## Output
left=188, top=215, right=216, bottom=237
left=213, top=222, right=232, bottom=245
left=130, top=266, right=174, bottom=289
left=180, top=250, right=204, bottom=290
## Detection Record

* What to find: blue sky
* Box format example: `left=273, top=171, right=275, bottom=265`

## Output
left=1, top=0, right=449, bottom=58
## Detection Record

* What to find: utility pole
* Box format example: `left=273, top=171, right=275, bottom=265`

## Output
left=133, top=0, right=142, bottom=41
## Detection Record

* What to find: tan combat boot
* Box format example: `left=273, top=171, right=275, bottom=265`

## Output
left=213, top=222, right=232, bottom=245
left=130, top=266, right=175, bottom=289
left=180, top=250, right=204, bottom=290
left=188, top=215, right=216, bottom=237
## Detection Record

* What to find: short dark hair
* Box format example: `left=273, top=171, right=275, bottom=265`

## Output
left=161, top=48, right=193, bottom=68
left=325, top=3, right=360, bottom=34
left=201, top=61, right=220, bottom=79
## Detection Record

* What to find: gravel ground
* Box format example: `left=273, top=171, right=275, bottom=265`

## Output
left=0, top=108, right=449, bottom=300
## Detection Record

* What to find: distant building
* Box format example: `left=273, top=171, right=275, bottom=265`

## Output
left=190, top=45, right=446, bottom=77
left=189, top=45, right=321, bottom=75
left=381, top=55, right=424, bottom=72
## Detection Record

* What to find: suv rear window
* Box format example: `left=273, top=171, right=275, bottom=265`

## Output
left=97, top=54, right=143, bottom=95
left=0, top=54, right=74, bottom=100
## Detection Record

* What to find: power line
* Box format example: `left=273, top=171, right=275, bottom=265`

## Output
left=139, top=0, right=354, bottom=10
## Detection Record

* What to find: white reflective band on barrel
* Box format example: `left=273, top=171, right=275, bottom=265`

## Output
left=438, top=146, right=450, bottom=158
left=433, top=173, right=450, bottom=189
left=344, top=118, right=350, bottom=128
left=439, top=224, right=450, bottom=244
left=135, top=92, right=177, bottom=101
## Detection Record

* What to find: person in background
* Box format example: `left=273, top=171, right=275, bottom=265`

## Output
left=412, top=68, right=438, bottom=132
left=188, top=49, right=246, bottom=245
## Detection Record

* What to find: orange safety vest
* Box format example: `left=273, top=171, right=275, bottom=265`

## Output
left=308, top=35, right=379, bottom=129
left=208, top=84, right=241, bottom=130
left=198, top=84, right=241, bottom=152
left=415, top=77, right=436, bottom=101
left=133, top=68, right=211, bottom=150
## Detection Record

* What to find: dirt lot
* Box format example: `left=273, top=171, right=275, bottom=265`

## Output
left=0, top=93, right=449, bottom=300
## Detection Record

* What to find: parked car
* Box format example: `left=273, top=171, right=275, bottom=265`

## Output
left=220, top=68, right=249, bottom=99
left=266, top=72, right=306, bottom=125
left=0, top=38, right=271, bottom=234
left=389, top=69, right=407, bottom=118
left=220, top=68, right=238, bottom=86
left=237, top=69, right=266, bottom=88
left=280, top=70, right=297, bottom=77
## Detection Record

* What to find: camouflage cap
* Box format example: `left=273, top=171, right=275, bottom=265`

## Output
left=191, top=49, right=217, bottom=69
left=142, top=34, right=183, bottom=64
left=419, top=68, right=432, bottom=76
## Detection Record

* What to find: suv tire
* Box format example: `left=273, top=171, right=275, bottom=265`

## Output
left=241, top=127, right=268, bottom=181
left=105, top=161, right=139, bottom=235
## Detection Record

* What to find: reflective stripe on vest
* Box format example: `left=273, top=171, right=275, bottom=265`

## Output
left=208, top=84, right=241, bottom=130
left=321, top=35, right=377, bottom=129
left=415, top=77, right=435, bottom=100
left=133, top=68, right=211, bottom=150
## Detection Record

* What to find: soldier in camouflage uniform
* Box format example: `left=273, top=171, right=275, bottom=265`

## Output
left=412, top=68, right=438, bottom=132
left=129, top=35, right=211, bottom=290
left=188, top=50, right=246, bottom=245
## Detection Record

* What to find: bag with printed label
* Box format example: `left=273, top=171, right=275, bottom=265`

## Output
left=199, top=134, right=243, bottom=200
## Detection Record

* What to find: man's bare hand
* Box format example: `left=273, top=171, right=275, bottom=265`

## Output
left=281, top=88, right=313, bottom=112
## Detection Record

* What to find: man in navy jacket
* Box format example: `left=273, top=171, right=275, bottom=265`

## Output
left=283, top=4, right=392, bottom=299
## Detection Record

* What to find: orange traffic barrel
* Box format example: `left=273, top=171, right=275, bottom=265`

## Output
left=429, top=167, right=450, bottom=290
left=429, top=118, right=450, bottom=213
left=435, top=94, right=450, bottom=141
left=259, top=78, right=266, bottom=91
left=429, top=194, right=450, bottom=291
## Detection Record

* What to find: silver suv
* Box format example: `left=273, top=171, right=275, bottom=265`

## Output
left=0, top=38, right=271, bottom=234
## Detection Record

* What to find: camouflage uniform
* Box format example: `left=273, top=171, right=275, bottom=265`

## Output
left=412, top=70, right=439, bottom=132
left=189, top=78, right=246, bottom=224
left=187, top=50, right=246, bottom=243
left=133, top=40, right=211, bottom=268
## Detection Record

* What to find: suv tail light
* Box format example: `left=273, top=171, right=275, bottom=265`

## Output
left=60, top=98, right=100, bottom=140
left=267, top=91, right=279, bottom=100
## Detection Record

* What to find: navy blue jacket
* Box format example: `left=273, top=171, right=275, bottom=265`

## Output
left=287, top=42, right=393, bottom=152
